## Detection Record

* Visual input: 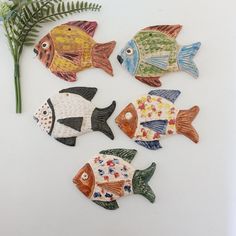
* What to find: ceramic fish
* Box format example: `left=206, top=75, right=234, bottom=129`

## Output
left=34, top=21, right=116, bottom=82
left=117, top=25, right=201, bottom=87
left=73, top=149, right=156, bottom=210
left=33, top=87, right=116, bottom=146
left=115, top=90, right=200, bottom=150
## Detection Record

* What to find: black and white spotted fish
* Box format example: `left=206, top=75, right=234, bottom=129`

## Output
left=34, top=87, right=116, bottom=146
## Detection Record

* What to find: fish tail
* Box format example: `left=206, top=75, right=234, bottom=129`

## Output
left=92, top=41, right=116, bottom=76
left=91, top=101, right=116, bottom=140
left=176, top=106, right=200, bottom=143
left=133, top=163, right=156, bottom=203
left=177, top=42, right=201, bottom=78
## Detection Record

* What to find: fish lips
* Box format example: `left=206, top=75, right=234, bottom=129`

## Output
left=33, top=48, right=39, bottom=56
left=33, top=116, right=39, bottom=123
left=117, top=55, right=124, bottom=64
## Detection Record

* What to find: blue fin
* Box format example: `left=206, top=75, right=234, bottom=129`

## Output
left=177, top=42, right=201, bottom=78
left=140, top=120, right=168, bottom=134
left=135, top=140, right=162, bottom=150
left=148, top=89, right=180, bottom=103
left=144, top=54, right=169, bottom=70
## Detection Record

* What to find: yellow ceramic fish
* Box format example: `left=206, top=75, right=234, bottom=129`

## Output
left=34, top=21, right=116, bottom=82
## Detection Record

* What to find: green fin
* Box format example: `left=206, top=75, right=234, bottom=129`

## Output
left=99, top=148, right=137, bottom=163
left=93, top=200, right=119, bottom=210
left=59, top=87, right=97, bottom=101
left=133, top=163, right=156, bottom=203
left=57, top=117, right=83, bottom=131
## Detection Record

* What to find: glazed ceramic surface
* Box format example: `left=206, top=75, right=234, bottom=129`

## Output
left=34, top=21, right=116, bottom=82
left=34, top=87, right=116, bottom=146
left=116, top=90, right=200, bottom=150
left=117, top=25, right=201, bottom=87
left=73, top=149, right=156, bottom=210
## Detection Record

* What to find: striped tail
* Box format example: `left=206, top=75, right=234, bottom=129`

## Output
left=177, top=42, right=201, bottom=78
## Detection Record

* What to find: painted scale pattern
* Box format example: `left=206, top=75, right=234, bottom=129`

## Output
left=134, top=95, right=179, bottom=141
left=134, top=30, right=179, bottom=77
left=89, top=155, right=135, bottom=202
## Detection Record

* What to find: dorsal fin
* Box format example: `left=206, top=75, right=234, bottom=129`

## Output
left=64, top=21, right=98, bottom=37
left=59, top=87, right=97, bottom=101
left=99, top=149, right=137, bottom=163
left=143, top=25, right=182, bottom=38
left=148, top=89, right=181, bottom=103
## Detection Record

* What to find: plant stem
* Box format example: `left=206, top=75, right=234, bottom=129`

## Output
left=14, top=59, right=21, bottom=113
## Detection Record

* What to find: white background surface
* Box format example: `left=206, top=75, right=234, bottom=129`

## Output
left=0, top=0, right=236, bottom=235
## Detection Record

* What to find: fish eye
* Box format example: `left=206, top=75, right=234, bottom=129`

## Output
left=41, top=42, right=49, bottom=49
left=81, top=172, right=89, bottom=180
left=125, top=112, right=133, bottom=120
left=41, top=109, right=48, bottom=116
left=126, top=48, right=133, bottom=56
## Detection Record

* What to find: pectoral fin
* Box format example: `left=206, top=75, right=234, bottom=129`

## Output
left=93, top=200, right=119, bottom=210
left=61, top=52, right=82, bottom=64
left=57, top=117, right=83, bottom=132
left=140, top=120, right=168, bottom=134
left=144, top=54, right=169, bottom=70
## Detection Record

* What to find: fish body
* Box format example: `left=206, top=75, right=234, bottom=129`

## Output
left=34, top=87, right=116, bottom=146
left=117, top=25, right=201, bottom=87
left=34, top=21, right=116, bottom=82
left=115, top=90, right=200, bottom=150
left=73, top=149, right=156, bottom=210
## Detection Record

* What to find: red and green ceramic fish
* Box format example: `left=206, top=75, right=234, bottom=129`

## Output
left=73, top=149, right=156, bottom=210
left=115, top=90, right=200, bottom=150
left=34, top=21, right=116, bottom=82
left=117, top=25, right=201, bottom=87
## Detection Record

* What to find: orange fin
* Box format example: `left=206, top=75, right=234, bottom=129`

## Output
left=61, top=52, right=82, bottom=64
left=143, top=25, right=182, bottom=38
left=176, top=106, right=200, bottom=143
left=135, top=76, right=161, bottom=87
left=97, top=180, right=125, bottom=197
left=64, top=21, right=98, bottom=37
left=92, top=41, right=116, bottom=76
left=53, top=71, right=77, bottom=82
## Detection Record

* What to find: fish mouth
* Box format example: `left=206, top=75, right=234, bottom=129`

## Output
left=117, top=55, right=123, bottom=64
left=33, top=48, right=38, bottom=56
left=33, top=116, right=39, bottom=123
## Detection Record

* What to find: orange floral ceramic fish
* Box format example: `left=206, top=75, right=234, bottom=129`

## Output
left=34, top=21, right=116, bottom=82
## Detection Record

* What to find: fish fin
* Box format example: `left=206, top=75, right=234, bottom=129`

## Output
left=57, top=117, right=83, bottom=132
left=99, top=149, right=137, bottom=163
left=144, top=54, right=169, bottom=70
left=55, top=137, right=77, bottom=146
left=140, top=120, right=168, bottom=134
left=92, top=41, right=116, bottom=76
left=59, top=87, right=97, bottom=101
left=135, top=76, right=161, bottom=87
left=60, top=52, right=81, bottom=64
left=133, top=163, right=156, bottom=203
left=64, top=21, right=97, bottom=37
left=143, top=25, right=182, bottom=38
left=135, top=140, right=162, bottom=150
left=93, top=200, right=119, bottom=210
left=176, top=106, right=200, bottom=143
left=53, top=72, right=77, bottom=82
left=97, top=180, right=125, bottom=197
left=148, top=89, right=181, bottom=103
left=177, top=42, right=201, bottom=78
left=91, top=101, right=116, bottom=140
